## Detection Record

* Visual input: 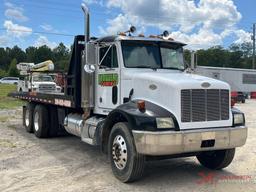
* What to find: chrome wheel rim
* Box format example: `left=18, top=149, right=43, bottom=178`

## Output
left=25, top=109, right=30, bottom=127
left=112, top=135, right=128, bottom=170
left=34, top=112, right=39, bottom=132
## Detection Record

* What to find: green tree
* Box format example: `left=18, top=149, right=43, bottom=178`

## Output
left=26, top=46, right=37, bottom=62
left=8, top=59, right=19, bottom=77
left=0, top=48, right=11, bottom=71
left=9, top=46, right=26, bottom=63
left=34, top=45, right=53, bottom=63
left=53, top=43, right=70, bottom=70
left=0, top=69, right=7, bottom=78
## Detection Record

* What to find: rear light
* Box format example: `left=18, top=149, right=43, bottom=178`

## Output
left=231, top=98, right=236, bottom=107
left=231, top=91, right=238, bottom=97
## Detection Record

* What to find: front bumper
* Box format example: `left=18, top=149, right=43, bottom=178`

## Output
left=132, top=126, right=247, bottom=156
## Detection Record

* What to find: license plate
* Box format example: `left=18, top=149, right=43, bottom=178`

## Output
left=201, top=132, right=216, bottom=140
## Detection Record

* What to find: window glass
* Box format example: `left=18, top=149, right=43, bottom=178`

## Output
left=100, top=46, right=118, bottom=68
left=122, top=41, right=184, bottom=70
left=122, top=43, right=161, bottom=68
left=161, top=47, right=184, bottom=70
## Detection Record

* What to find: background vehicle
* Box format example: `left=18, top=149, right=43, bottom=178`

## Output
left=9, top=4, right=247, bottom=183
left=231, top=91, right=246, bottom=103
left=17, top=74, right=62, bottom=93
left=0, top=77, right=19, bottom=84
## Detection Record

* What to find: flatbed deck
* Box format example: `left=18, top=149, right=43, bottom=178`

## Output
left=9, top=92, right=75, bottom=108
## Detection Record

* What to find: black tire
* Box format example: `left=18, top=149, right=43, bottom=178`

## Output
left=33, top=105, right=49, bottom=138
left=196, top=148, right=235, bottom=170
left=24, top=103, right=35, bottom=133
left=242, top=99, right=245, bottom=103
left=108, top=122, right=145, bottom=183
left=48, top=106, right=59, bottom=137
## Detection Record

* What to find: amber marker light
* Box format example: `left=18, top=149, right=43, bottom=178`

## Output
left=137, top=100, right=146, bottom=112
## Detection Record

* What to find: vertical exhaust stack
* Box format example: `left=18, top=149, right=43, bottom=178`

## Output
left=81, top=3, right=94, bottom=113
left=81, top=3, right=90, bottom=42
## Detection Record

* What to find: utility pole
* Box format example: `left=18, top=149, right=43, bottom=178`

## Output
left=253, top=23, right=256, bottom=69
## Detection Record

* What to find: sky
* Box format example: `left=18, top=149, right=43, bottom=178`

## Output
left=0, top=0, right=255, bottom=50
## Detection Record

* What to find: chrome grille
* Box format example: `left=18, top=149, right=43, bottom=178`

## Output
left=181, top=89, right=229, bottom=122
left=39, top=84, right=56, bottom=92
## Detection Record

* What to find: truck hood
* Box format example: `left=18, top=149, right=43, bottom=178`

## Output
left=132, top=71, right=229, bottom=90
left=123, top=69, right=232, bottom=129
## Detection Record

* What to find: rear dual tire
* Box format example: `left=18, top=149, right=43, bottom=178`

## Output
left=23, top=103, right=51, bottom=138
left=33, top=105, right=49, bottom=138
left=24, top=103, right=35, bottom=133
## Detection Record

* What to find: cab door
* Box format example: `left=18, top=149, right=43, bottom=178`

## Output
left=96, top=44, right=120, bottom=110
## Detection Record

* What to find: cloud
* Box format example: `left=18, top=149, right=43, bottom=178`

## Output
left=0, top=2, right=32, bottom=47
left=83, top=0, right=104, bottom=6
left=99, top=14, right=142, bottom=35
left=4, top=20, right=32, bottom=38
left=104, top=0, right=243, bottom=49
left=40, top=24, right=54, bottom=32
left=234, top=30, right=252, bottom=44
left=34, top=36, right=57, bottom=49
left=4, top=2, right=28, bottom=22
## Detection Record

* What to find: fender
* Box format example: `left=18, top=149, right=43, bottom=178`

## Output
left=105, top=100, right=179, bottom=132
left=100, top=100, right=179, bottom=153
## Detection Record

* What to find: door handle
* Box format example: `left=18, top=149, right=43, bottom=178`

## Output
left=112, top=86, right=118, bottom=105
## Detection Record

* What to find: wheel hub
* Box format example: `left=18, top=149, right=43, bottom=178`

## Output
left=25, top=109, right=30, bottom=127
left=34, top=112, right=39, bottom=132
left=112, top=135, right=127, bottom=170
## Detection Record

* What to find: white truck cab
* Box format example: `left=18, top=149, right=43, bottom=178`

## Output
left=11, top=4, right=247, bottom=183
left=79, top=34, right=247, bottom=181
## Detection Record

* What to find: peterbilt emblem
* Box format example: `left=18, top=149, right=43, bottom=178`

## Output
left=201, top=82, right=211, bottom=88
left=149, top=84, right=157, bottom=90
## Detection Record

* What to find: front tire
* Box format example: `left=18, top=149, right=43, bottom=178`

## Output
left=33, top=105, right=49, bottom=138
left=108, top=122, right=145, bottom=183
left=196, top=148, right=235, bottom=170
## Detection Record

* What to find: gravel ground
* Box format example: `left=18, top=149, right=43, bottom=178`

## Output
left=0, top=101, right=255, bottom=192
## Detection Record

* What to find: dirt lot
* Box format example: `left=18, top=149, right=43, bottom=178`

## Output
left=0, top=101, right=255, bottom=192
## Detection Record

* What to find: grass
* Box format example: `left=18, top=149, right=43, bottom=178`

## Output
left=0, top=116, right=8, bottom=123
left=0, top=84, right=24, bottom=109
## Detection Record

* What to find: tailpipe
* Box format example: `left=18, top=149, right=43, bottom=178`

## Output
left=81, top=3, right=90, bottom=43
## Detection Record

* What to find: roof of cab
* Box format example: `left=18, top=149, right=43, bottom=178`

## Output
left=95, top=35, right=186, bottom=46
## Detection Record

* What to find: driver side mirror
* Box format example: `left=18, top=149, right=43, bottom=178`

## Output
left=84, top=64, right=96, bottom=74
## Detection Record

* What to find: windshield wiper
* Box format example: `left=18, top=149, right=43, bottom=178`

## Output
left=133, top=66, right=159, bottom=70
left=163, top=67, right=185, bottom=71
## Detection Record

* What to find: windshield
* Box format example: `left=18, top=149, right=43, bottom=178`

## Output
left=33, top=75, right=53, bottom=82
left=122, top=41, right=185, bottom=70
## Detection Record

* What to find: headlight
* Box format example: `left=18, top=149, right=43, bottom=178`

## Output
left=233, top=113, right=245, bottom=126
left=156, top=118, right=175, bottom=129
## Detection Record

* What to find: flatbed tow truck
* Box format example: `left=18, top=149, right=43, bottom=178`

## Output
left=9, top=4, right=247, bottom=182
